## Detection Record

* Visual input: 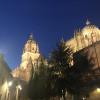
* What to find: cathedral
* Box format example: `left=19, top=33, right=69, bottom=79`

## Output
left=12, top=20, right=100, bottom=82
left=1, top=20, right=100, bottom=100
left=66, top=20, right=100, bottom=53
left=12, top=34, right=47, bottom=82
left=66, top=21, right=100, bottom=100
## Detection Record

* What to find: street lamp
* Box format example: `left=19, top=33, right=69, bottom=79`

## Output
left=6, top=81, right=13, bottom=100
left=8, top=81, right=13, bottom=87
left=96, top=88, right=100, bottom=93
left=16, top=84, right=22, bottom=100
left=82, top=97, right=86, bottom=100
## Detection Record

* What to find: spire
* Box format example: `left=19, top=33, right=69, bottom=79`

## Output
left=86, top=19, right=90, bottom=25
left=29, top=33, right=33, bottom=40
left=60, top=37, right=65, bottom=44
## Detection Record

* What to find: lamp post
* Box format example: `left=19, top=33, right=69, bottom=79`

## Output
left=96, top=88, right=100, bottom=93
left=16, top=85, right=22, bottom=100
left=6, top=81, right=13, bottom=100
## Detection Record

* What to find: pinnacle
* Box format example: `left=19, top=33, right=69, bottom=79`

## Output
left=86, top=19, right=90, bottom=25
left=29, top=33, right=33, bottom=40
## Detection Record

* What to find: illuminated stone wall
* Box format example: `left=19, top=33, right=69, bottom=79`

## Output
left=12, top=34, right=42, bottom=82
left=66, top=22, right=100, bottom=53
left=74, top=41, right=100, bottom=70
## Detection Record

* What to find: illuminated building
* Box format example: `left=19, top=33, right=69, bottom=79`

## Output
left=12, top=34, right=47, bottom=82
left=66, top=20, right=100, bottom=53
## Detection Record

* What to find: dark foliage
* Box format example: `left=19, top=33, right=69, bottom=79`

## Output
left=48, top=39, right=73, bottom=99
left=28, top=60, right=49, bottom=100
left=28, top=40, right=100, bottom=100
left=68, top=51, right=96, bottom=95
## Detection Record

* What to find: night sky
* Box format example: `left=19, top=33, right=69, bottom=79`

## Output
left=0, top=0, right=100, bottom=69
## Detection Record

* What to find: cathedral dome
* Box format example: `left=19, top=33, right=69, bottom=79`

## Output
left=23, top=34, right=39, bottom=53
left=82, top=20, right=100, bottom=38
left=27, top=34, right=36, bottom=43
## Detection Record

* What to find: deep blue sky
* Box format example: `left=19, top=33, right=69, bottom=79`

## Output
left=0, top=0, right=100, bottom=69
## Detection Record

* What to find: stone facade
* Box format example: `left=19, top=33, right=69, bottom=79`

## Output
left=66, top=20, right=100, bottom=53
left=70, top=21, right=100, bottom=100
left=12, top=34, right=44, bottom=82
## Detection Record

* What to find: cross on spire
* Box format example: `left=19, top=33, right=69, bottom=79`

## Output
left=29, top=33, right=33, bottom=40
left=86, top=19, right=90, bottom=25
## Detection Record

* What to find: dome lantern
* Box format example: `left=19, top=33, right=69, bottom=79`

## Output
left=29, top=33, right=33, bottom=40
left=86, top=19, right=91, bottom=25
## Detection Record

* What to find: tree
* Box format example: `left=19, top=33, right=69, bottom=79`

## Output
left=48, top=39, right=73, bottom=99
left=28, top=58, right=49, bottom=100
left=68, top=51, right=95, bottom=99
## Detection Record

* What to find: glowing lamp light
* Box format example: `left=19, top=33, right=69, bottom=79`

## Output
left=17, top=85, right=22, bottom=90
left=8, top=81, right=13, bottom=87
left=82, top=97, right=86, bottom=100
left=96, top=88, right=100, bottom=92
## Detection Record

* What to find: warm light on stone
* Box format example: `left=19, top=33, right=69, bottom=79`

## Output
left=96, top=88, right=100, bottom=92
left=12, top=34, right=41, bottom=81
left=8, top=81, right=13, bottom=87
left=66, top=21, right=100, bottom=53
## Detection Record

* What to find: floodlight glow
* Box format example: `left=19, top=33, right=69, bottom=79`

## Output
left=8, top=81, right=13, bottom=87
left=96, top=88, right=100, bottom=92
left=82, top=97, right=86, bottom=100
left=17, top=85, right=22, bottom=90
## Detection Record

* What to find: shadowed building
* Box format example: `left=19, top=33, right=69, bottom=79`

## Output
left=66, top=20, right=100, bottom=53
left=66, top=21, right=100, bottom=100
left=0, top=54, right=11, bottom=99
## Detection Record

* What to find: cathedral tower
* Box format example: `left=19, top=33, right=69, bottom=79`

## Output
left=12, top=34, right=47, bottom=81
left=20, top=34, right=40, bottom=72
